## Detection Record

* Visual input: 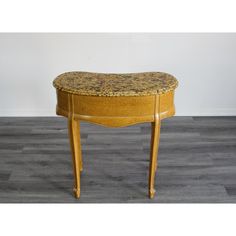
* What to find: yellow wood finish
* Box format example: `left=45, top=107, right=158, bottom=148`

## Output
left=149, top=96, right=161, bottom=198
left=56, top=89, right=176, bottom=199
left=68, top=118, right=82, bottom=198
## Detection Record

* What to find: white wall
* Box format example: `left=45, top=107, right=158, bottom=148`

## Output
left=0, top=33, right=236, bottom=116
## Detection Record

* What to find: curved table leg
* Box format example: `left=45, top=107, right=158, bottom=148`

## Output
left=68, top=118, right=82, bottom=198
left=149, top=118, right=161, bottom=199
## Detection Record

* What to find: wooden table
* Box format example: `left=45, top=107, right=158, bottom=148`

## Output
left=53, top=72, right=178, bottom=199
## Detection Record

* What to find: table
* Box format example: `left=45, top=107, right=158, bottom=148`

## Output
left=53, top=71, right=178, bottom=199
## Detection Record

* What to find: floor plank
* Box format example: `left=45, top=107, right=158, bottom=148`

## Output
left=0, top=116, right=235, bottom=203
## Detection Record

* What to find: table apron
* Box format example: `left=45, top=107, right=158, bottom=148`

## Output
left=56, top=90, right=175, bottom=127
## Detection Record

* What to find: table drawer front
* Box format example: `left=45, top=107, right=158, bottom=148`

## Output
left=72, top=95, right=155, bottom=117
left=56, top=90, right=175, bottom=120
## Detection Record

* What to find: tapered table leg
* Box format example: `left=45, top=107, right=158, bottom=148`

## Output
left=149, top=119, right=161, bottom=198
left=68, top=118, right=82, bottom=198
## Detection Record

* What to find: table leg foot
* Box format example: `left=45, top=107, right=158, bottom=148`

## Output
left=73, top=187, right=81, bottom=199
left=149, top=188, right=156, bottom=199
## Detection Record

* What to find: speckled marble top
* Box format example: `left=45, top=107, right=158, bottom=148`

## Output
left=53, top=71, right=178, bottom=97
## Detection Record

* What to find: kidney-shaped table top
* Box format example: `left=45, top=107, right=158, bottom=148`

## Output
left=53, top=71, right=178, bottom=97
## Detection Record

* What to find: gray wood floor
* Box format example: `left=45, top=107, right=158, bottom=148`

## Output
left=0, top=116, right=236, bottom=203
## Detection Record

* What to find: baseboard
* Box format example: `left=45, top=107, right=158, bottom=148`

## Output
left=0, top=110, right=56, bottom=117
left=175, top=109, right=236, bottom=116
left=0, top=109, right=236, bottom=117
